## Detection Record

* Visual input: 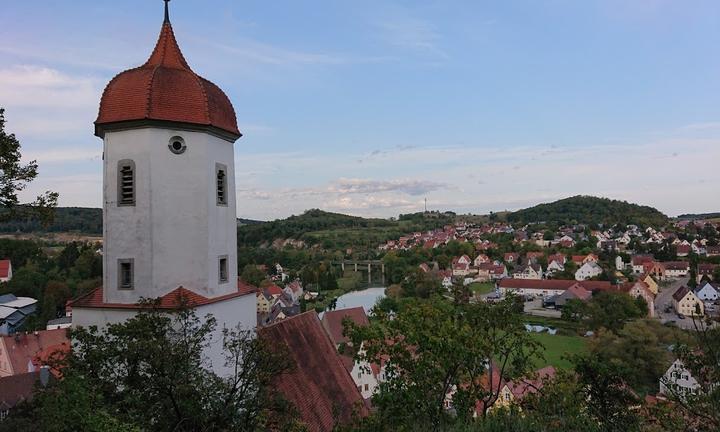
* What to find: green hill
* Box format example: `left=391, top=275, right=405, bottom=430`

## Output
left=506, top=196, right=668, bottom=227
left=0, top=207, right=103, bottom=235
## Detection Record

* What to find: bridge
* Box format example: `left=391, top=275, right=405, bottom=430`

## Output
left=332, top=260, right=386, bottom=285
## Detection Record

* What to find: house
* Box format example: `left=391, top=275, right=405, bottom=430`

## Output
left=498, top=279, right=615, bottom=298
left=641, top=274, right=659, bottom=295
left=0, top=329, right=70, bottom=377
left=0, top=260, right=12, bottom=283
left=452, top=261, right=471, bottom=277
left=0, top=369, right=51, bottom=421
left=512, top=264, right=543, bottom=280
left=698, top=263, right=718, bottom=281
left=631, top=255, right=655, bottom=274
left=418, top=263, right=430, bottom=273
left=439, top=271, right=453, bottom=289
left=456, top=255, right=472, bottom=266
left=659, top=359, right=699, bottom=397
left=553, top=283, right=592, bottom=308
left=664, top=261, right=690, bottom=278
left=321, top=307, right=369, bottom=348
left=645, top=261, right=666, bottom=280
left=45, top=316, right=72, bottom=331
left=695, top=282, right=719, bottom=301
left=504, top=253, right=520, bottom=263
left=258, top=312, right=368, bottom=431
left=546, top=259, right=565, bottom=276
left=0, top=294, right=38, bottom=336
left=575, top=262, right=603, bottom=281
left=473, top=254, right=490, bottom=267
left=676, top=244, right=691, bottom=257
left=671, top=286, right=704, bottom=317
left=284, top=280, right=304, bottom=303
left=615, top=256, right=625, bottom=271
left=485, top=264, right=507, bottom=280
left=526, top=252, right=544, bottom=263
left=706, top=246, right=720, bottom=257
left=623, top=281, right=655, bottom=317
left=343, top=342, right=381, bottom=400
left=558, top=235, right=575, bottom=248
left=548, top=254, right=566, bottom=265
left=571, top=254, right=598, bottom=266
left=256, top=291, right=272, bottom=314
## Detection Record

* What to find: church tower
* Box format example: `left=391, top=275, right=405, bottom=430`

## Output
left=94, top=2, right=240, bottom=303
left=72, top=2, right=256, bottom=374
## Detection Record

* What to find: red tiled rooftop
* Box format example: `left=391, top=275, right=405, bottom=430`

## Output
left=70, top=279, right=255, bottom=310
left=259, top=312, right=368, bottom=432
left=95, top=16, right=240, bottom=139
left=0, top=259, right=10, bottom=278
left=0, top=329, right=70, bottom=375
left=321, top=306, right=369, bottom=346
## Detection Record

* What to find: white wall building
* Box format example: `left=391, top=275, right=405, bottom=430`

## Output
left=660, top=359, right=699, bottom=397
left=71, top=4, right=256, bottom=376
left=575, top=262, right=603, bottom=281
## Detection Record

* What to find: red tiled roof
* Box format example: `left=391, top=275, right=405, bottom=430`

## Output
left=672, top=285, right=692, bottom=302
left=0, top=260, right=10, bottom=278
left=0, top=372, right=42, bottom=410
left=0, top=329, right=70, bottom=375
left=321, top=306, right=369, bottom=346
left=95, top=18, right=240, bottom=139
left=507, top=366, right=557, bottom=400
left=259, top=312, right=368, bottom=432
left=70, top=279, right=255, bottom=310
left=499, top=278, right=614, bottom=292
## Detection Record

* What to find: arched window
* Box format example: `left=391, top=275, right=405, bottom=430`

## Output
left=216, top=163, right=227, bottom=206
left=117, top=160, right=135, bottom=206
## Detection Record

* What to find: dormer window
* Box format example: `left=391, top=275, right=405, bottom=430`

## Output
left=216, top=163, right=227, bottom=206
left=118, top=160, right=135, bottom=206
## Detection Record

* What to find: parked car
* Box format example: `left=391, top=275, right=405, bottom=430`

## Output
left=677, top=313, right=686, bottom=320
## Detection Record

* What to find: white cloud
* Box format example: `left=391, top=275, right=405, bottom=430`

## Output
left=0, top=65, right=101, bottom=109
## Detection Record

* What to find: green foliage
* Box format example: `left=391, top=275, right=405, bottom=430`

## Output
left=588, top=320, right=691, bottom=395
left=507, top=196, right=668, bottom=227
left=240, top=263, right=266, bottom=287
left=4, top=304, right=300, bottom=431
left=348, top=297, right=542, bottom=430
left=562, top=291, right=645, bottom=333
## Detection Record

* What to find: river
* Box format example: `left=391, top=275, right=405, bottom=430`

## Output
left=320, top=286, right=387, bottom=318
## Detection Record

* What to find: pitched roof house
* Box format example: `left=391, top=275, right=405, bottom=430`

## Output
left=321, top=307, right=369, bottom=347
left=0, top=329, right=69, bottom=377
left=672, top=286, right=704, bottom=316
left=258, top=312, right=368, bottom=432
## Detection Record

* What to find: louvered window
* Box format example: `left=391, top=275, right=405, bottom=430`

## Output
left=117, top=160, right=135, bottom=206
left=216, top=163, right=227, bottom=206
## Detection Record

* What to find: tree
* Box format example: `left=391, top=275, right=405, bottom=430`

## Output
left=582, top=291, right=645, bottom=333
left=240, top=264, right=265, bottom=287
left=348, top=297, right=541, bottom=430
left=588, top=320, right=690, bottom=395
left=714, top=266, right=720, bottom=282
left=3, top=302, right=301, bottom=431
left=0, top=107, right=58, bottom=223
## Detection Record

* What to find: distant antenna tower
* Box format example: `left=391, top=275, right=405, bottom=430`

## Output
left=424, top=197, right=428, bottom=213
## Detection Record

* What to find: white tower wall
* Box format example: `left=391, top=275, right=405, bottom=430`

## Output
left=102, top=127, right=238, bottom=303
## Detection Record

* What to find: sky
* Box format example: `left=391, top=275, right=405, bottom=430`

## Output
left=2, top=0, right=720, bottom=221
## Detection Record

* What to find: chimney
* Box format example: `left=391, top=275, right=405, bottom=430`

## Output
left=39, top=365, right=50, bottom=387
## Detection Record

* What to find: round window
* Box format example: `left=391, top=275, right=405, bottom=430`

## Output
left=168, top=136, right=187, bottom=154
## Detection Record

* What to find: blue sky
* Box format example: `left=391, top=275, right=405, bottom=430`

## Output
left=2, top=0, right=720, bottom=220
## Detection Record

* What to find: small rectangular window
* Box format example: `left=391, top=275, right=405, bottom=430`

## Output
left=118, top=160, right=135, bottom=206
left=218, top=256, right=228, bottom=283
left=118, top=259, right=134, bottom=290
left=216, top=163, right=228, bottom=206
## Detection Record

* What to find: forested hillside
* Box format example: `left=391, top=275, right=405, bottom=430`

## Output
left=0, top=207, right=102, bottom=235
left=507, top=196, right=668, bottom=226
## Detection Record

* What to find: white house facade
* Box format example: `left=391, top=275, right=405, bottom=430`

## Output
left=575, top=262, right=603, bottom=281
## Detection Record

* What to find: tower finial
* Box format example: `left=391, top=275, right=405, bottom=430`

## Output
left=164, top=0, right=171, bottom=24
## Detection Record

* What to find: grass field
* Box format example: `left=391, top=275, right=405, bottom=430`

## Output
left=469, top=282, right=495, bottom=295
left=529, top=332, right=588, bottom=371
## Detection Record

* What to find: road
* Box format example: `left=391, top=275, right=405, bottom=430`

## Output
left=653, top=277, right=710, bottom=330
